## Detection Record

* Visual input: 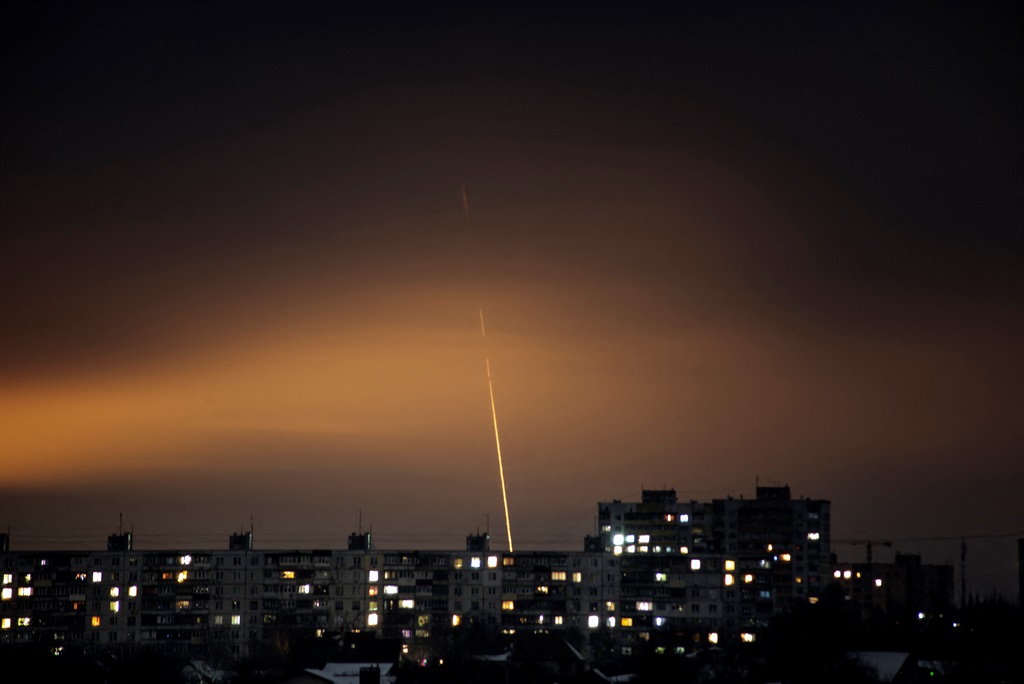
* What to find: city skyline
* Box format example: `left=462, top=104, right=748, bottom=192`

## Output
left=2, top=2, right=1022, bottom=600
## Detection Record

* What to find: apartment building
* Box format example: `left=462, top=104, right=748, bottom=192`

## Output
left=0, top=531, right=613, bottom=659
left=596, top=486, right=831, bottom=652
left=0, top=486, right=831, bottom=659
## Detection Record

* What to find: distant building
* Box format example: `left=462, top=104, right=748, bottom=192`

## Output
left=830, top=553, right=955, bottom=623
left=1019, top=538, right=1023, bottom=609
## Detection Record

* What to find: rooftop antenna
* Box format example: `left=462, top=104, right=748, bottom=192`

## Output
left=118, top=513, right=123, bottom=535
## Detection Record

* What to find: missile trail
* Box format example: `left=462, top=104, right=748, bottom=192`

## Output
left=480, top=307, right=513, bottom=553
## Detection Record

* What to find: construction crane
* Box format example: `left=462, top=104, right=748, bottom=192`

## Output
left=832, top=539, right=893, bottom=569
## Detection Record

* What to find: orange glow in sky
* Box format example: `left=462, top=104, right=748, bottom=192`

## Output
left=1, top=2, right=1021, bottom=597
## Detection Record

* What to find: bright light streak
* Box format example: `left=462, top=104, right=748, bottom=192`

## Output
left=479, top=307, right=512, bottom=552
left=486, top=356, right=514, bottom=553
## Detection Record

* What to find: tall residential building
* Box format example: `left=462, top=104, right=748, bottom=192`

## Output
left=596, top=486, right=830, bottom=652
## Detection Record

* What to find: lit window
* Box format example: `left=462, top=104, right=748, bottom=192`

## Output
left=536, top=585, right=549, bottom=594
left=743, top=574, right=754, bottom=584
left=607, top=617, right=616, bottom=628
left=554, top=616, right=564, bottom=625
left=917, top=612, right=925, bottom=620
left=843, top=570, right=852, bottom=579
left=282, top=571, right=295, bottom=579
left=679, top=514, right=689, bottom=523
left=638, top=535, right=650, bottom=544
left=1, top=574, right=11, bottom=585
left=109, top=587, right=119, bottom=597
left=741, top=632, right=756, bottom=643
left=588, top=615, right=599, bottom=629
left=834, top=570, right=842, bottom=579
left=487, top=556, right=498, bottom=568
left=612, top=534, right=624, bottom=545
left=626, top=535, right=635, bottom=543
left=92, top=571, right=102, bottom=583
left=453, top=558, right=463, bottom=569
left=470, top=557, right=481, bottom=569
left=502, top=601, right=514, bottom=611
left=874, top=579, right=883, bottom=587
left=724, top=574, right=735, bottom=586
left=451, top=615, right=461, bottom=626
left=298, top=584, right=311, bottom=594
left=620, top=617, right=633, bottom=627
left=368, top=570, right=379, bottom=582
left=128, top=585, right=138, bottom=597
left=572, top=572, right=582, bottom=583
left=110, top=601, right=120, bottom=613
left=17, top=587, right=32, bottom=597
left=606, top=601, right=616, bottom=612
left=655, top=616, right=665, bottom=627
left=368, top=586, right=378, bottom=596
left=665, top=514, right=674, bottom=522
left=176, top=571, right=188, bottom=583
left=679, top=546, right=689, bottom=555
left=708, top=632, right=718, bottom=644
left=807, top=532, right=820, bottom=541
left=2, top=588, right=13, bottom=600
left=214, top=615, right=224, bottom=625
left=384, top=585, right=398, bottom=595
left=367, top=614, right=379, bottom=626
left=23, top=574, right=30, bottom=583
left=613, top=546, right=623, bottom=556
left=0, top=618, right=9, bottom=629
left=91, top=616, right=100, bottom=627
left=724, top=560, right=736, bottom=571
left=655, top=572, right=668, bottom=582
left=636, top=601, right=652, bottom=611
left=399, top=599, right=414, bottom=609
left=766, top=544, right=773, bottom=552
left=627, top=545, right=636, bottom=554
left=552, top=571, right=566, bottom=581
left=809, top=596, right=819, bottom=604
left=231, top=615, right=241, bottom=625
left=780, top=553, right=791, bottom=562
left=690, top=559, right=701, bottom=571
left=180, top=555, right=192, bottom=566
left=17, top=617, right=32, bottom=627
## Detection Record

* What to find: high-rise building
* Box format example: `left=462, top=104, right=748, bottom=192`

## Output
left=595, top=486, right=830, bottom=651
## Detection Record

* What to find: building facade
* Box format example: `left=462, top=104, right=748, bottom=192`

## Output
left=1, top=486, right=831, bottom=660
left=596, top=486, right=831, bottom=652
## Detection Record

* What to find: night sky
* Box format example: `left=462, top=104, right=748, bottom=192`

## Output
left=2, top=2, right=1021, bottom=595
